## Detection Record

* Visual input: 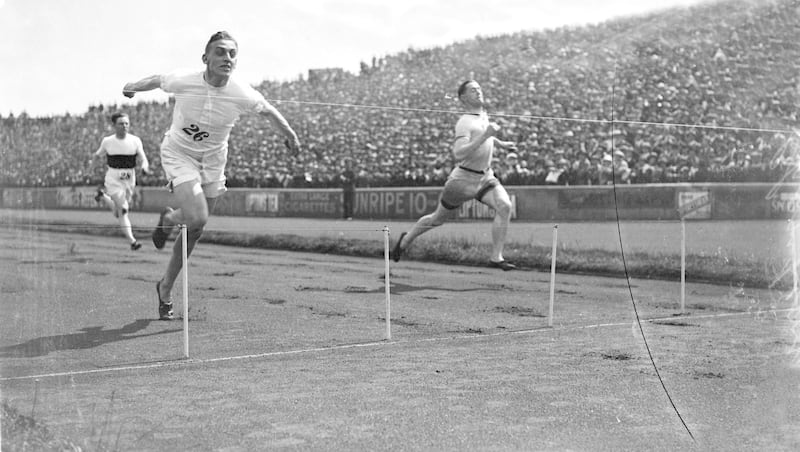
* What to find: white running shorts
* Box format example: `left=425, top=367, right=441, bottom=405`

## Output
left=160, top=134, right=228, bottom=198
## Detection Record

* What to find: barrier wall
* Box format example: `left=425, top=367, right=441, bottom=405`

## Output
left=2, top=183, right=798, bottom=221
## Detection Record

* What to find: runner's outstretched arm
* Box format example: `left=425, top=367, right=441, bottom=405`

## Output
left=122, top=75, right=162, bottom=98
left=257, top=100, right=300, bottom=152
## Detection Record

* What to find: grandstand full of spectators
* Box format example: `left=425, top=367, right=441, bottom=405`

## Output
left=2, top=0, right=798, bottom=189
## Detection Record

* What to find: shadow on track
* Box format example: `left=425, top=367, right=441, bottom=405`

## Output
left=0, top=319, right=181, bottom=358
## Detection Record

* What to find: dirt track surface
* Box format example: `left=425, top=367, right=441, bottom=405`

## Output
left=1, top=216, right=799, bottom=451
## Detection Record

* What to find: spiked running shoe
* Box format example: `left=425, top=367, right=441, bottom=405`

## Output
left=130, top=241, right=142, bottom=251
left=488, top=260, right=517, bottom=271
left=94, top=186, right=105, bottom=203
left=156, top=280, right=174, bottom=320
left=152, top=207, right=174, bottom=250
left=391, top=232, right=407, bottom=262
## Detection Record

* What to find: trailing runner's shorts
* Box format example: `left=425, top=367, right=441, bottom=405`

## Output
left=104, top=168, right=136, bottom=202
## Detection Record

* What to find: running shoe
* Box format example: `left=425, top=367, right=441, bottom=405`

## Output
left=488, top=260, right=517, bottom=271
left=130, top=241, right=142, bottom=251
left=391, top=232, right=407, bottom=262
left=156, top=280, right=174, bottom=320
left=152, top=207, right=174, bottom=250
left=94, top=186, right=105, bottom=203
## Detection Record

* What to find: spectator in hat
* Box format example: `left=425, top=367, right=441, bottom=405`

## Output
left=640, top=152, right=662, bottom=183
left=570, top=157, right=593, bottom=185
left=598, top=153, right=614, bottom=185
left=264, top=166, right=281, bottom=188
left=613, top=150, right=632, bottom=184
left=529, top=158, right=548, bottom=185
left=501, top=152, right=527, bottom=185
left=629, top=157, right=647, bottom=184
left=690, top=158, right=711, bottom=182
left=545, top=159, right=569, bottom=185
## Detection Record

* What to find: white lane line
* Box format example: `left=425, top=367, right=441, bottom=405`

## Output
left=1, top=308, right=793, bottom=382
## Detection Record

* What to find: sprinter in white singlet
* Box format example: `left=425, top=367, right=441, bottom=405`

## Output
left=391, top=80, right=519, bottom=271
left=122, top=31, right=301, bottom=320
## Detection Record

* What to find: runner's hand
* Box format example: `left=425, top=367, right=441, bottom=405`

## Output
left=485, top=122, right=501, bottom=138
left=122, top=83, right=136, bottom=98
left=285, top=137, right=300, bottom=155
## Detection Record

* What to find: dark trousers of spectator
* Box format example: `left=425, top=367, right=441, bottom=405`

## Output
left=343, top=189, right=355, bottom=219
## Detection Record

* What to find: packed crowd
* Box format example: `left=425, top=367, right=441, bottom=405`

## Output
left=1, top=0, right=797, bottom=189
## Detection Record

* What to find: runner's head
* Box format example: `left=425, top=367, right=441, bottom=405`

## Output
left=205, top=31, right=237, bottom=54
left=457, top=80, right=484, bottom=108
left=202, top=31, right=238, bottom=81
left=110, top=112, right=130, bottom=137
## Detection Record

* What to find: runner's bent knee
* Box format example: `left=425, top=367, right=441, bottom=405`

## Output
left=182, top=208, right=209, bottom=230
left=187, top=223, right=205, bottom=240
left=495, top=198, right=512, bottom=219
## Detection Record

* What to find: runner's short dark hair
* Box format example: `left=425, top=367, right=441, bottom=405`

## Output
left=457, top=79, right=478, bottom=97
left=110, top=112, right=128, bottom=124
left=206, top=31, right=237, bottom=53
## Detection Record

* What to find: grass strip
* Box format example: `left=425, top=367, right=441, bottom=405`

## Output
left=0, top=219, right=788, bottom=290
